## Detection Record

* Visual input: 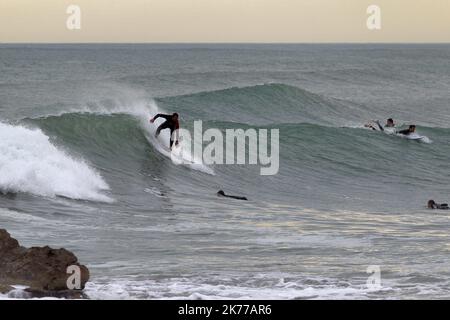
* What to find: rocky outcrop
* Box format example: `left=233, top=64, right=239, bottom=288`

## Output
left=0, top=284, right=13, bottom=294
left=0, top=229, right=89, bottom=298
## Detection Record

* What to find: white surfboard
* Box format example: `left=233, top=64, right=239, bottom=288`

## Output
left=398, top=133, right=431, bottom=143
left=144, top=119, right=214, bottom=174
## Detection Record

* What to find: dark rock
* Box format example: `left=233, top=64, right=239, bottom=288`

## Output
left=0, top=229, right=89, bottom=298
left=0, top=284, right=13, bottom=294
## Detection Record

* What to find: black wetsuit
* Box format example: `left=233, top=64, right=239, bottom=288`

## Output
left=217, top=190, right=248, bottom=201
left=154, top=114, right=179, bottom=148
left=433, top=203, right=449, bottom=210
left=397, top=129, right=412, bottom=135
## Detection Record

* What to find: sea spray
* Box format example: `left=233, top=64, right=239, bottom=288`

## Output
left=0, top=122, right=112, bottom=202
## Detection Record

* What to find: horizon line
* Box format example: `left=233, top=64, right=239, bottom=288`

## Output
left=1, top=41, right=450, bottom=45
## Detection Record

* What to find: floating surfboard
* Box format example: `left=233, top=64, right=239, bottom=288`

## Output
left=398, top=133, right=431, bottom=143
left=406, top=134, right=425, bottom=140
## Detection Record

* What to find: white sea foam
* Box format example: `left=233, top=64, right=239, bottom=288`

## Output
left=0, top=122, right=112, bottom=202
left=83, top=274, right=392, bottom=300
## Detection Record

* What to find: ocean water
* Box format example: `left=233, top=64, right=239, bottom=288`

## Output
left=1, top=44, right=450, bottom=299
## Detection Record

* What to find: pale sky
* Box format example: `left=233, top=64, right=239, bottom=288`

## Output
left=0, top=0, right=449, bottom=43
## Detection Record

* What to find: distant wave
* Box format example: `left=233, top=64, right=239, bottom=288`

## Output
left=156, top=83, right=370, bottom=126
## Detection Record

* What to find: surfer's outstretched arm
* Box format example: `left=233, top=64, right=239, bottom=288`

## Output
left=151, top=113, right=171, bottom=122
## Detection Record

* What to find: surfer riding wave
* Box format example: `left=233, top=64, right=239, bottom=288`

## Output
left=150, top=112, right=180, bottom=150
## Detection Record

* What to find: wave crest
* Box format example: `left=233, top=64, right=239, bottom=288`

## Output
left=0, top=122, right=112, bottom=202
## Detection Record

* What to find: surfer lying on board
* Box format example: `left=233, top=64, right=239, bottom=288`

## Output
left=365, top=118, right=395, bottom=131
left=217, top=190, right=248, bottom=201
left=397, top=125, right=416, bottom=136
left=150, top=113, right=180, bottom=150
left=428, top=200, right=449, bottom=210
